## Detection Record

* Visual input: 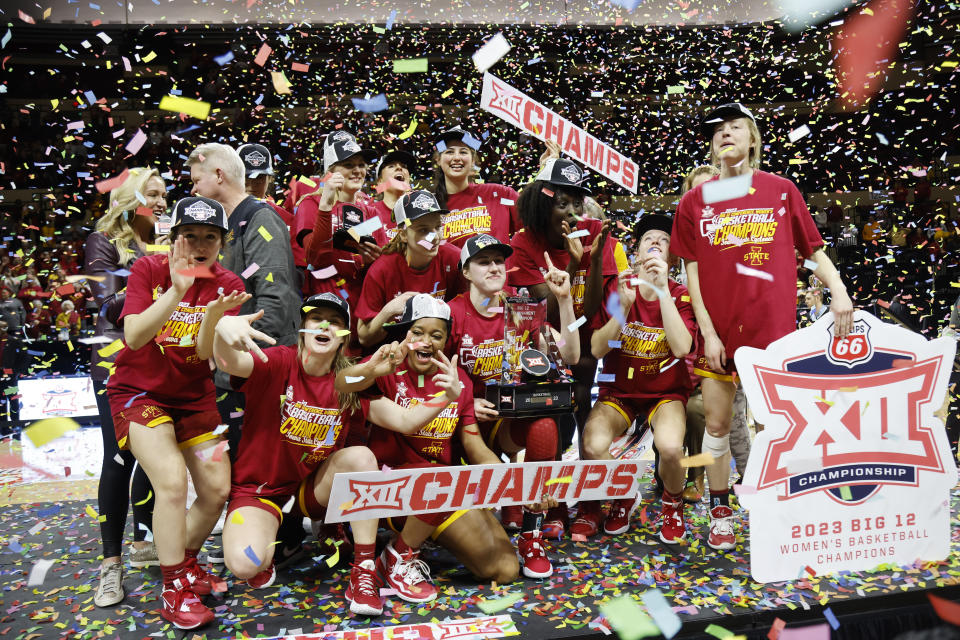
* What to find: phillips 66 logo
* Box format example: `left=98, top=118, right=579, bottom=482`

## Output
left=735, top=310, right=957, bottom=583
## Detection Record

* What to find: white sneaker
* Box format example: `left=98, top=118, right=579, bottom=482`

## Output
left=94, top=562, right=124, bottom=607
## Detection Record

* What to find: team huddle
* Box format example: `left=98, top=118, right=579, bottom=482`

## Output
left=86, top=102, right=853, bottom=629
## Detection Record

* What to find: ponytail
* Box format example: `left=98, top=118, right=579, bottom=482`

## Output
left=433, top=166, right=449, bottom=210
left=381, top=227, right=407, bottom=257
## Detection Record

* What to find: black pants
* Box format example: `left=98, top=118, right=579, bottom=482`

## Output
left=215, top=387, right=245, bottom=463
left=94, top=379, right=154, bottom=558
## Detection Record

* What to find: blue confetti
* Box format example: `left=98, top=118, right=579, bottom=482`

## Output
left=351, top=94, right=389, bottom=113
left=386, top=9, right=397, bottom=29
left=214, top=50, right=235, bottom=66
left=824, top=607, right=840, bottom=630
left=244, top=545, right=261, bottom=567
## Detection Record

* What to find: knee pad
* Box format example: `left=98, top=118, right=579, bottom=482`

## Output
left=521, top=418, right=559, bottom=463
left=701, top=432, right=730, bottom=459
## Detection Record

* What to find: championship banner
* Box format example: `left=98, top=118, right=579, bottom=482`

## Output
left=736, top=310, right=957, bottom=583
left=480, top=72, right=639, bottom=194
left=326, top=458, right=642, bottom=523
left=264, top=615, right=518, bottom=640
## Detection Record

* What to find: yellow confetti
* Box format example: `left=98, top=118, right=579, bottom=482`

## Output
left=231, top=512, right=245, bottom=525
left=266, top=272, right=274, bottom=282
left=97, top=339, right=124, bottom=358
left=24, top=418, right=80, bottom=448
left=145, top=244, right=170, bottom=252
left=142, top=51, right=157, bottom=63
left=397, top=118, right=418, bottom=140
left=544, top=476, right=573, bottom=486
left=270, top=70, right=292, bottom=95
left=335, top=329, right=351, bottom=337
left=134, top=490, right=153, bottom=506
left=339, top=500, right=354, bottom=510
left=159, top=95, right=211, bottom=120
left=393, top=58, right=428, bottom=73
left=257, top=226, right=273, bottom=241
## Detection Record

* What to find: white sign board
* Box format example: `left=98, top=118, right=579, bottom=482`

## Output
left=480, top=72, right=639, bottom=194
left=263, top=615, right=518, bottom=640
left=736, top=311, right=957, bottom=583
left=17, top=376, right=98, bottom=421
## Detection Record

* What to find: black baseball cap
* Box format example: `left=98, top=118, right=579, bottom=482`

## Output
left=535, top=158, right=591, bottom=195
left=384, top=293, right=451, bottom=337
left=322, top=130, right=377, bottom=173
left=433, top=126, right=480, bottom=151
left=633, top=213, right=673, bottom=240
left=376, top=150, right=417, bottom=179
left=459, top=233, right=513, bottom=269
left=170, top=196, right=228, bottom=232
left=700, top=102, right=757, bottom=137
left=301, top=292, right=351, bottom=328
left=237, top=143, right=274, bottom=178
left=393, top=190, right=448, bottom=227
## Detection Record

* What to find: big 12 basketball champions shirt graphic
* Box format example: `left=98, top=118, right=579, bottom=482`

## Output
left=735, top=311, right=957, bottom=583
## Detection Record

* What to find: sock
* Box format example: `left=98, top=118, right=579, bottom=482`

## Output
left=663, top=489, right=683, bottom=503
left=184, top=548, right=199, bottom=562
left=394, top=534, right=418, bottom=556
left=353, top=542, right=377, bottom=565
left=710, top=490, right=729, bottom=509
left=521, top=507, right=544, bottom=534
left=160, top=558, right=191, bottom=589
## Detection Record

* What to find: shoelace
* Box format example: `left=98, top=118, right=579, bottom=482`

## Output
left=352, top=564, right=378, bottom=595
left=523, top=536, right=545, bottom=556
left=100, top=565, right=122, bottom=595
left=712, top=516, right=734, bottom=536
left=395, top=554, right=432, bottom=585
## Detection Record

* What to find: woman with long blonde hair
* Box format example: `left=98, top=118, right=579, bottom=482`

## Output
left=84, top=167, right=165, bottom=608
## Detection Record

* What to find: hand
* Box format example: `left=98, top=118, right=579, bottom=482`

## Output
left=356, top=240, right=382, bottom=266
left=474, top=397, right=499, bottom=422
left=616, top=270, right=637, bottom=314
left=704, top=332, right=727, bottom=373
left=527, top=494, right=559, bottom=513
left=169, top=235, right=195, bottom=294
left=320, top=173, right=345, bottom=209
left=215, top=310, right=277, bottom=362
left=830, top=288, right=854, bottom=338
left=385, top=291, right=417, bottom=317
left=366, top=341, right=409, bottom=378
left=207, top=289, right=251, bottom=316
left=561, top=220, right=583, bottom=264
left=641, top=254, right=669, bottom=290
left=589, top=219, right=613, bottom=263
left=539, top=140, right=561, bottom=168
left=430, top=352, right=462, bottom=400
left=543, top=252, right=571, bottom=299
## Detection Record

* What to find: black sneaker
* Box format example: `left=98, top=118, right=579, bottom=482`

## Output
left=205, top=533, right=224, bottom=565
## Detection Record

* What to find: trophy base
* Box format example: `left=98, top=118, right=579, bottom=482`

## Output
left=485, top=381, right=575, bottom=417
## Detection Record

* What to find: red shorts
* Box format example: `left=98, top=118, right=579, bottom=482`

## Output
left=693, top=354, right=738, bottom=383
left=227, top=467, right=327, bottom=525
left=113, top=403, right=221, bottom=451
left=595, top=391, right=687, bottom=429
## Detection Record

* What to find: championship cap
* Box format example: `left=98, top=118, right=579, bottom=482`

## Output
left=633, top=212, right=674, bottom=241
left=385, top=293, right=451, bottom=336
left=375, top=150, right=417, bottom=180
left=699, top=102, right=757, bottom=137
left=393, top=190, right=447, bottom=227
left=301, top=292, right=351, bottom=328
left=535, top=158, right=591, bottom=195
left=433, top=126, right=481, bottom=151
left=170, top=196, right=228, bottom=232
left=322, top=130, right=377, bottom=173
left=459, top=233, right=513, bottom=269
left=237, top=143, right=274, bottom=178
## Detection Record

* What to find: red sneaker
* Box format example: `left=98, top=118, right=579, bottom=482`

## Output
left=707, top=505, right=737, bottom=551
left=500, top=504, right=522, bottom=531
left=174, top=559, right=227, bottom=595
left=603, top=498, right=633, bottom=535
left=376, top=541, right=437, bottom=603
left=658, top=497, right=686, bottom=544
left=345, top=559, right=382, bottom=616
left=517, top=531, right=553, bottom=579
left=245, top=562, right=276, bottom=589
left=160, top=585, right=214, bottom=630
left=542, top=503, right=568, bottom=538
left=569, top=501, right=603, bottom=538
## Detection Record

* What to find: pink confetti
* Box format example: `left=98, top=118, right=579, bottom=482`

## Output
left=125, top=129, right=147, bottom=155
left=241, top=263, right=260, bottom=279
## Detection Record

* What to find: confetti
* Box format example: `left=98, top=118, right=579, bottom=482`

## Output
left=600, top=595, right=661, bottom=640
left=158, top=95, right=211, bottom=120
left=24, top=418, right=80, bottom=448
left=476, top=591, right=525, bottom=614
left=472, top=32, right=512, bottom=72
left=26, top=559, right=55, bottom=586
left=393, top=58, right=428, bottom=73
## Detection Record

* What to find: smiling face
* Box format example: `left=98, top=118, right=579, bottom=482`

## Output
left=463, top=248, right=507, bottom=296
left=403, top=212, right=443, bottom=261
left=332, top=156, right=368, bottom=193
left=174, top=224, right=223, bottom=265
left=547, top=189, right=584, bottom=247
left=438, top=143, right=474, bottom=181
left=405, top=317, right=448, bottom=375
left=142, top=176, right=167, bottom=224
left=300, top=307, right=348, bottom=360
left=377, top=161, right=411, bottom=193
left=711, top=117, right=755, bottom=168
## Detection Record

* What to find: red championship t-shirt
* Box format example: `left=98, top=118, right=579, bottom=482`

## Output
left=447, top=293, right=507, bottom=393
left=295, top=194, right=375, bottom=301
left=443, top=183, right=520, bottom=248
left=591, top=279, right=696, bottom=399
left=670, top=170, right=823, bottom=359
left=507, top=218, right=629, bottom=316
left=370, top=199, right=399, bottom=246
left=354, top=243, right=465, bottom=325
left=368, top=366, right=476, bottom=467
left=107, top=254, right=244, bottom=415
left=230, top=345, right=374, bottom=498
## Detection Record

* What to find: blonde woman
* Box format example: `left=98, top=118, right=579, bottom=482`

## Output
left=84, top=167, right=165, bottom=607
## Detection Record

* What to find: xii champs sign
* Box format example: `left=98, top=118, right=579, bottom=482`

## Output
left=480, top=72, right=639, bottom=194
left=736, top=311, right=957, bottom=583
